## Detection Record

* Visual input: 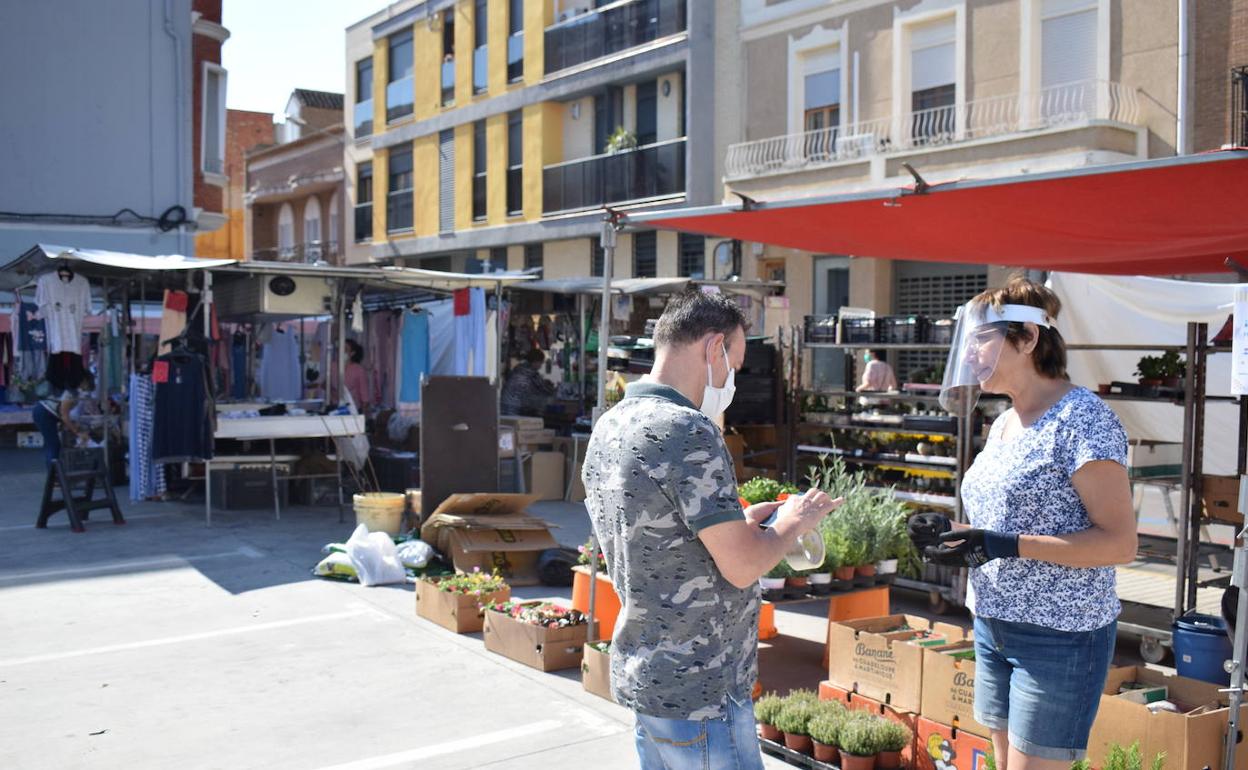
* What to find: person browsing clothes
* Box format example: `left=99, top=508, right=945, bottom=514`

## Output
left=910, top=278, right=1136, bottom=770
left=582, top=289, right=841, bottom=770
left=31, top=372, right=95, bottom=469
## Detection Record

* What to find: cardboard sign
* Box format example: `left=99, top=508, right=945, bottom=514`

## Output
left=915, top=716, right=992, bottom=770
left=920, top=642, right=991, bottom=737
left=414, top=577, right=510, bottom=634
left=826, top=614, right=967, bottom=713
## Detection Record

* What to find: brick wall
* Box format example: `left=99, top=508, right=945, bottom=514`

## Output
left=191, top=32, right=224, bottom=214
left=1192, top=0, right=1248, bottom=151
left=197, top=110, right=274, bottom=260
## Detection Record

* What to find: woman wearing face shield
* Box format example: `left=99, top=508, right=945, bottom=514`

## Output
left=909, top=278, right=1136, bottom=770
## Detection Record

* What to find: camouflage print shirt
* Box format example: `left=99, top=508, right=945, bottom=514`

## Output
left=582, top=381, right=759, bottom=720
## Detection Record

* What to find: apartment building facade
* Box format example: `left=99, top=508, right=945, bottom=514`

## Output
left=343, top=0, right=722, bottom=281
left=724, top=0, right=1186, bottom=347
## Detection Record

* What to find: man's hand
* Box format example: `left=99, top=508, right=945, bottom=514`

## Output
left=744, top=500, right=784, bottom=527
left=924, top=528, right=1019, bottom=568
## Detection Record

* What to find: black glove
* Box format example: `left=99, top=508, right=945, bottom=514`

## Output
left=908, top=512, right=953, bottom=549
left=924, top=528, right=1020, bottom=568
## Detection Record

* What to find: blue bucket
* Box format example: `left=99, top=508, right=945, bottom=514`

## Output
left=1172, top=612, right=1233, bottom=685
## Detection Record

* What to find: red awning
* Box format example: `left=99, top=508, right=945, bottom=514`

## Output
left=622, top=150, right=1248, bottom=275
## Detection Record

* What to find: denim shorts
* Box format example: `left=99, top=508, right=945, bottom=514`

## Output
left=633, top=692, right=764, bottom=770
left=973, top=615, right=1116, bottom=761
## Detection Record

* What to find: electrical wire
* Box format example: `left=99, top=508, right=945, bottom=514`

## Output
left=0, top=205, right=193, bottom=231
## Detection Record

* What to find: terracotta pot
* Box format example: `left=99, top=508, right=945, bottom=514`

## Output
left=784, top=733, right=814, bottom=755
left=1097, top=383, right=1112, bottom=395
left=759, top=723, right=782, bottom=742
left=1163, top=376, right=1183, bottom=389
left=835, top=566, right=856, bottom=581
left=786, top=576, right=810, bottom=588
left=856, top=563, right=877, bottom=577
left=878, top=749, right=903, bottom=769
left=813, top=741, right=838, bottom=762
left=840, top=750, right=878, bottom=770
left=1140, top=378, right=1163, bottom=387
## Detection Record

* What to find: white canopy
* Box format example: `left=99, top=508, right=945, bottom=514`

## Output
left=0, top=244, right=237, bottom=289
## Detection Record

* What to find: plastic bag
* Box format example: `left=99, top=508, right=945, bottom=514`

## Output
left=345, top=523, right=406, bottom=586
left=395, top=539, right=435, bottom=570
left=314, top=552, right=357, bottom=582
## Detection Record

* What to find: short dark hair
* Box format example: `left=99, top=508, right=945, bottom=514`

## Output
left=972, top=278, right=1067, bottom=380
left=525, top=348, right=545, bottom=366
left=653, top=289, right=749, bottom=350
left=346, top=339, right=363, bottom=364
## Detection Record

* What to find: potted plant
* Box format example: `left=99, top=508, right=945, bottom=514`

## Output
left=874, top=719, right=912, bottom=769
left=774, top=701, right=817, bottom=756
left=761, top=560, right=790, bottom=590
left=807, top=707, right=844, bottom=763
left=605, top=126, right=638, bottom=154
left=576, top=538, right=608, bottom=572
left=1135, top=351, right=1185, bottom=388
left=753, top=693, right=785, bottom=742
left=1103, top=741, right=1166, bottom=770
left=838, top=716, right=881, bottom=770
left=808, top=568, right=834, bottom=593
left=787, top=569, right=811, bottom=590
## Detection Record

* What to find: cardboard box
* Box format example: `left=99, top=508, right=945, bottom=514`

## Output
left=1087, top=666, right=1248, bottom=770
left=518, top=428, right=557, bottom=447
left=921, top=642, right=991, bottom=737
left=724, top=434, right=748, bottom=482
left=419, top=493, right=560, bottom=586
left=526, top=451, right=565, bottom=501
left=415, top=577, right=510, bottom=634
left=915, top=717, right=992, bottom=770
left=1127, top=440, right=1184, bottom=479
left=483, top=603, right=588, bottom=672
left=1203, top=475, right=1243, bottom=524
left=501, top=416, right=544, bottom=431
left=826, top=614, right=967, bottom=713
left=820, top=682, right=919, bottom=767
left=582, top=641, right=614, bottom=702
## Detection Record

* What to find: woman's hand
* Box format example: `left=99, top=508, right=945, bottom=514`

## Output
left=925, top=528, right=1020, bottom=567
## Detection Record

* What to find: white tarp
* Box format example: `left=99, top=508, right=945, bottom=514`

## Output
left=1049, top=273, right=1244, bottom=475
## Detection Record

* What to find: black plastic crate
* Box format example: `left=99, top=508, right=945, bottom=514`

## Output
left=928, top=319, right=955, bottom=345
left=210, top=469, right=290, bottom=510
left=877, top=315, right=928, bottom=344
left=804, top=315, right=838, bottom=343
left=838, top=316, right=877, bottom=344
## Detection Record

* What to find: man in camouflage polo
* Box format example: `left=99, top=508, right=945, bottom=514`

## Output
left=583, top=290, right=839, bottom=769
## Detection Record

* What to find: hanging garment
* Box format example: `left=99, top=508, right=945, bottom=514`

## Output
left=231, top=332, right=247, bottom=399
left=425, top=299, right=456, bottom=376
left=398, top=310, right=430, bottom=403
left=35, top=271, right=91, bottom=354
left=351, top=292, right=364, bottom=334
left=100, top=320, right=123, bottom=392
left=453, top=288, right=487, bottom=376
left=258, top=327, right=302, bottom=401
left=158, top=290, right=189, bottom=352
left=129, top=373, right=166, bottom=501
left=151, top=352, right=214, bottom=463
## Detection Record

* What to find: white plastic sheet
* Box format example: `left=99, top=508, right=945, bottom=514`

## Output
left=344, top=524, right=406, bottom=586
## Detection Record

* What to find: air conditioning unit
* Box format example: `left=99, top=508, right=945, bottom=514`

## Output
left=214, top=274, right=332, bottom=319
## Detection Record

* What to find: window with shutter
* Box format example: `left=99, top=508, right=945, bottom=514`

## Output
left=438, top=130, right=455, bottom=233
left=910, top=17, right=956, bottom=145
left=1041, top=1, right=1097, bottom=118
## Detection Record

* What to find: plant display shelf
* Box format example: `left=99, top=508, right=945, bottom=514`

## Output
left=763, top=575, right=894, bottom=604
left=758, top=736, right=840, bottom=769
left=795, top=446, right=957, bottom=475
left=798, top=421, right=959, bottom=439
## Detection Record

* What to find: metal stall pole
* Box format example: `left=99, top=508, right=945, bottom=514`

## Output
left=337, top=283, right=347, bottom=523
left=1224, top=396, right=1248, bottom=770
left=99, top=278, right=111, bottom=481
left=496, top=280, right=505, bottom=384
left=595, top=216, right=617, bottom=415
left=1176, top=325, right=1199, bottom=620
left=1187, top=324, right=1209, bottom=611
left=578, top=293, right=587, bottom=401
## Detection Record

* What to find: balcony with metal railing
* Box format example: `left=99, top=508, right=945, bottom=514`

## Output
left=544, top=0, right=687, bottom=77
left=542, top=137, right=685, bottom=215
left=253, top=241, right=340, bottom=264
left=725, top=80, right=1141, bottom=181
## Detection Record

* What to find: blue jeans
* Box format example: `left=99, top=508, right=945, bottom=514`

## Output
left=973, top=615, right=1117, bottom=761
left=32, top=403, right=61, bottom=468
left=634, top=693, right=764, bottom=770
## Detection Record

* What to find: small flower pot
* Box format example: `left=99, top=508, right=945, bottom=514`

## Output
left=1097, top=383, right=1112, bottom=395
left=1163, top=376, right=1182, bottom=389
left=840, top=750, right=878, bottom=770
left=786, top=576, right=810, bottom=589
left=856, top=563, right=877, bottom=577
left=813, top=741, right=838, bottom=762
left=834, top=566, right=856, bottom=581
left=784, top=732, right=814, bottom=755
left=759, top=723, right=782, bottom=742
left=809, top=572, right=833, bottom=585
left=876, top=559, right=898, bottom=575
left=759, top=577, right=786, bottom=590
left=1139, top=378, right=1163, bottom=387
left=878, top=749, right=903, bottom=769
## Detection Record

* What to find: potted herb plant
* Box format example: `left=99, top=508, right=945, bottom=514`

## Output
left=837, top=715, right=881, bottom=770
left=1103, top=741, right=1166, bottom=770
left=786, top=569, right=811, bottom=590
left=807, top=707, right=844, bottom=762
left=774, top=701, right=818, bottom=756
left=874, top=719, right=912, bottom=769
left=753, top=693, right=785, bottom=742
left=1135, top=351, right=1185, bottom=388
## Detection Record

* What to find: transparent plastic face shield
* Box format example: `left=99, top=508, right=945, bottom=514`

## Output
left=939, top=301, right=1051, bottom=416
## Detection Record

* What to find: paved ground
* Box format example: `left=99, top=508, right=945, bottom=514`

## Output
left=0, top=446, right=1171, bottom=769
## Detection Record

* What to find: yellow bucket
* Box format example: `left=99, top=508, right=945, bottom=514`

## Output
left=353, top=492, right=406, bottom=536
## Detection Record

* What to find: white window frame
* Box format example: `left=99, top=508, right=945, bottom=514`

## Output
left=1019, top=0, right=1111, bottom=125
left=200, top=62, right=228, bottom=183
left=328, top=190, right=341, bottom=255
left=787, top=23, right=849, bottom=137
left=277, top=203, right=295, bottom=259
left=891, top=2, right=966, bottom=143
left=303, top=196, right=322, bottom=252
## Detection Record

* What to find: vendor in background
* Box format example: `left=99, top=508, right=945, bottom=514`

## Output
left=31, top=372, right=94, bottom=468
left=328, top=340, right=371, bottom=410
left=501, top=348, right=555, bottom=417
left=910, top=278, right=1135, bottom=770
left=855, top=349, right=897, bottom=392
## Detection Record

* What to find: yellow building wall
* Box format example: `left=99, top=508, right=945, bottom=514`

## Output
left=372, top=38, right=388, bottom=136
left=488, top=0, right=507, bottom=95
left=194, top=210, right=244, bottom=260
left=414, top=134, right=439, bottom=236
left=414, top=21, right=440, bottom=120
left=544, top=238, right=591, bottom=279
left=506, top=245, right=524, bottom=271
left=455, top=1, right=473, bottom=104
left=522, top=103, right=557, bottom=222
left=454, top=122, right=473, bottom=231
left=372, top=149, right=388, bottom=242
left=523, top=0, right=554, bottom=86
left=486, top=113, right=507, bottom=226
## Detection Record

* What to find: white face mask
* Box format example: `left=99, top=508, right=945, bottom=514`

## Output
left=700, top=341, right=736, bottom=420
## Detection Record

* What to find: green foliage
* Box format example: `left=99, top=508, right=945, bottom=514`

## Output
left=807, top=711, right=842, bottom=746
left=1069, top=761, right=1089, bottom=770
left=754, top=693, right=785, bottom=725
left=807, top=456, right=911, bottom=568
left=605, top=126, right=638, bottom=154
left=774, top=701, right=819, bottom=736
left=837, top=717, right=880, bottom=756
left=740, top=477, right=800, bottom=505
left=874, top=720, right=912, bottom=753
left=1103, top=741, right=1165, bottom=770
left=765, top=560, right=794, bottom=579
left=1135, top=351, right=1185, bottom=381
